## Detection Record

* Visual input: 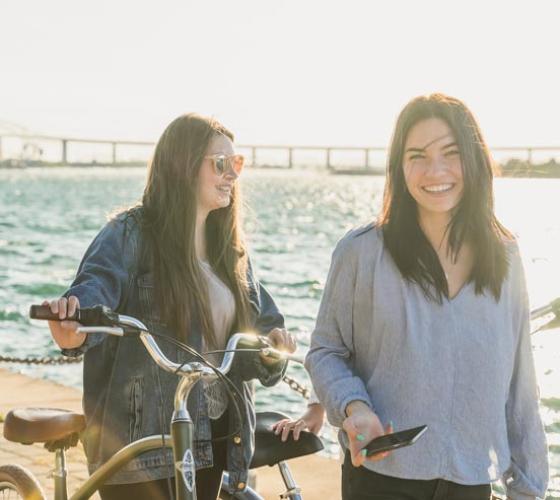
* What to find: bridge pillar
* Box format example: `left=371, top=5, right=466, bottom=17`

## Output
left=62, top=139, right=68, bottom=165
left=251, top=147, right=257, bottom=167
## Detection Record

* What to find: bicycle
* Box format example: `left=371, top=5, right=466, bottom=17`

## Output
left=0, top=305, right=324, bottom=500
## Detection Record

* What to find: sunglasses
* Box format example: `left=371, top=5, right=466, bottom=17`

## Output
left=205, top=154, right=245, bottom=176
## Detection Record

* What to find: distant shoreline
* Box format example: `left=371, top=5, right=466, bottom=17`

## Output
left=2, top=158, right=560, bottom=178
left=497, top=159, right=560, bottom=178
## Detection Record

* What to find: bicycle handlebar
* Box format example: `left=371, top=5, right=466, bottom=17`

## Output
left=29, top=305, right=303, bottom=379
left=530, top=297, right=560, bottom=321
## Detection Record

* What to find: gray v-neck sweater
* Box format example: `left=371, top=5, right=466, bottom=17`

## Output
left=305, top=223, right=548, bottom=500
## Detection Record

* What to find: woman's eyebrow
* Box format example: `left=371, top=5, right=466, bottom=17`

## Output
left=405, top=147, right=426, bottom=154
left=405, top=134, right=455, bottom=153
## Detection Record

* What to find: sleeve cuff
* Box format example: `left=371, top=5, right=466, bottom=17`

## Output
left=257, top=358, right=287, bottom=387
left=326, top=389, right=372, bottom=427
left=60, top=331, right=104, bottom=357
left=308, top=389, right=320, bottom=405
left=339, top=394, right=373, bottom=419
left=60, top=347, right=84, bottom=358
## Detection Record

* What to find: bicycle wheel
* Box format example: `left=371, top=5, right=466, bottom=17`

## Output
left=0, top=465, right=46, bottom=500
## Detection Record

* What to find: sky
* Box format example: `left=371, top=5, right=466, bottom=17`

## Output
left=1, top=0, right=559, bottom=149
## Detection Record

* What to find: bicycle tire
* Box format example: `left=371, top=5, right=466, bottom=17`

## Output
left=0, top=465, right=46, bottom=500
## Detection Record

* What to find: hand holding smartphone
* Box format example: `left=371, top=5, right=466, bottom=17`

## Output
left=364, top=425, right=428, bottom=456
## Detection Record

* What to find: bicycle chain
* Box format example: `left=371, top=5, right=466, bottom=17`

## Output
left=0, top=355, right=83, bottom=365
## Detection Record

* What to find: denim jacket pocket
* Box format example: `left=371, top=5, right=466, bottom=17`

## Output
left=137, top=273, right=165, bottom=326
left=128, top=376, right=144, bottom=442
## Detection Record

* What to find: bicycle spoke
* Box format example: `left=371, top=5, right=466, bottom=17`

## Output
left=0, top=482, right=23, bottom=500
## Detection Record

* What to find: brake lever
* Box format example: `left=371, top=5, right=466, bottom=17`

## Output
left=257, top=335, right=274, bottom=348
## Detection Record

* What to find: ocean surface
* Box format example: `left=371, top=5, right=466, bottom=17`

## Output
left=1, top=167, right=559, bottom=497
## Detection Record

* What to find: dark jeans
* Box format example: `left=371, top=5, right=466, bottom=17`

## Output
left=99, top=413, right=229, bottom=500
left=342, top=452, right=492, bottom=500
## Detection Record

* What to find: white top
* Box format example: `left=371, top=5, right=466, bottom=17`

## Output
left=200, top=260, right=236, bottom=419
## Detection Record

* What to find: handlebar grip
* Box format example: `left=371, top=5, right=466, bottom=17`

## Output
left=29, top=305, right=79, bottom=322
left=29, top=305, right=119, bottom=326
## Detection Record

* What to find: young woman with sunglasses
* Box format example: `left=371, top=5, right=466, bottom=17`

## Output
left=305, top=94, right=548, bottom=500
left=43, top=113, right=296, bottom=500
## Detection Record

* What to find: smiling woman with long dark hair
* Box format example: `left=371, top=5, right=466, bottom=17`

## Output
left=42, top=113, right=296, bottom=500
left=305, top=94, right=549, bottom=500
left=380, top=95, right=510, bottom=302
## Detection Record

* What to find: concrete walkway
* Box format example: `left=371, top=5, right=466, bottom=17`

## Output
left=0, top=368, right=340, bottom=499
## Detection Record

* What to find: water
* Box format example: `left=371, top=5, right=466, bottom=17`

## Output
left=1, top=167, right=559, bottom=497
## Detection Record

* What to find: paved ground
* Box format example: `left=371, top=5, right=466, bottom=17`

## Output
left=0, top=368, right=340, bottom=499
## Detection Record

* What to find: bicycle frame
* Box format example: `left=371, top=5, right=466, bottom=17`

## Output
left=70, top=435, right=174, bottom=500
left=43, top=313, right=295, bottom=500
left=50, top=375, right=199, bottom=499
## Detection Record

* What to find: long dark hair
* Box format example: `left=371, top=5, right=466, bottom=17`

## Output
left=140, top=113, right=251, bottom=346
left=379, top=93, right=512, bottom=301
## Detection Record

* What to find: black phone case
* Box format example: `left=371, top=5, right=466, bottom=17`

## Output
left=365, top=425, right=428, bottom=455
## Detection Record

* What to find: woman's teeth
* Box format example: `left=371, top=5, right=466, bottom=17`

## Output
left=217, top=186, right=231, bottom=193
left=423, top=184, right=453, bottom=193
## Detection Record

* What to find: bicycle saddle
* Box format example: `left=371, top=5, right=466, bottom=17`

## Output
left=3, top=408, right=86, bottom=445
left=250, top=411, right=324, bottom=468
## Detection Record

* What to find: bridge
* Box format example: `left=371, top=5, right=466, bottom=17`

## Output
left=1, top=126, right=559, bottom=174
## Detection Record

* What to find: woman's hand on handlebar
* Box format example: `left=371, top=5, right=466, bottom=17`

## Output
left=43, top=296, right=87, bottom=349
left=260, top=327, right=297, bottom=365
left=343, top=401, right=392, bottom=467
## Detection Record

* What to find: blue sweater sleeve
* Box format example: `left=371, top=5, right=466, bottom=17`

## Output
left=502, top=249, right=549, bottom=500
left=304, top=237, right=372, bottom=427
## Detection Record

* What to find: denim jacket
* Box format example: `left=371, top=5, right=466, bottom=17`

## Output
left=61, top=209, right=287, bottom=491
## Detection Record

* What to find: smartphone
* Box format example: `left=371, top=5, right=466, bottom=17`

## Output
left=364, top=425, right=428, bottom=456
